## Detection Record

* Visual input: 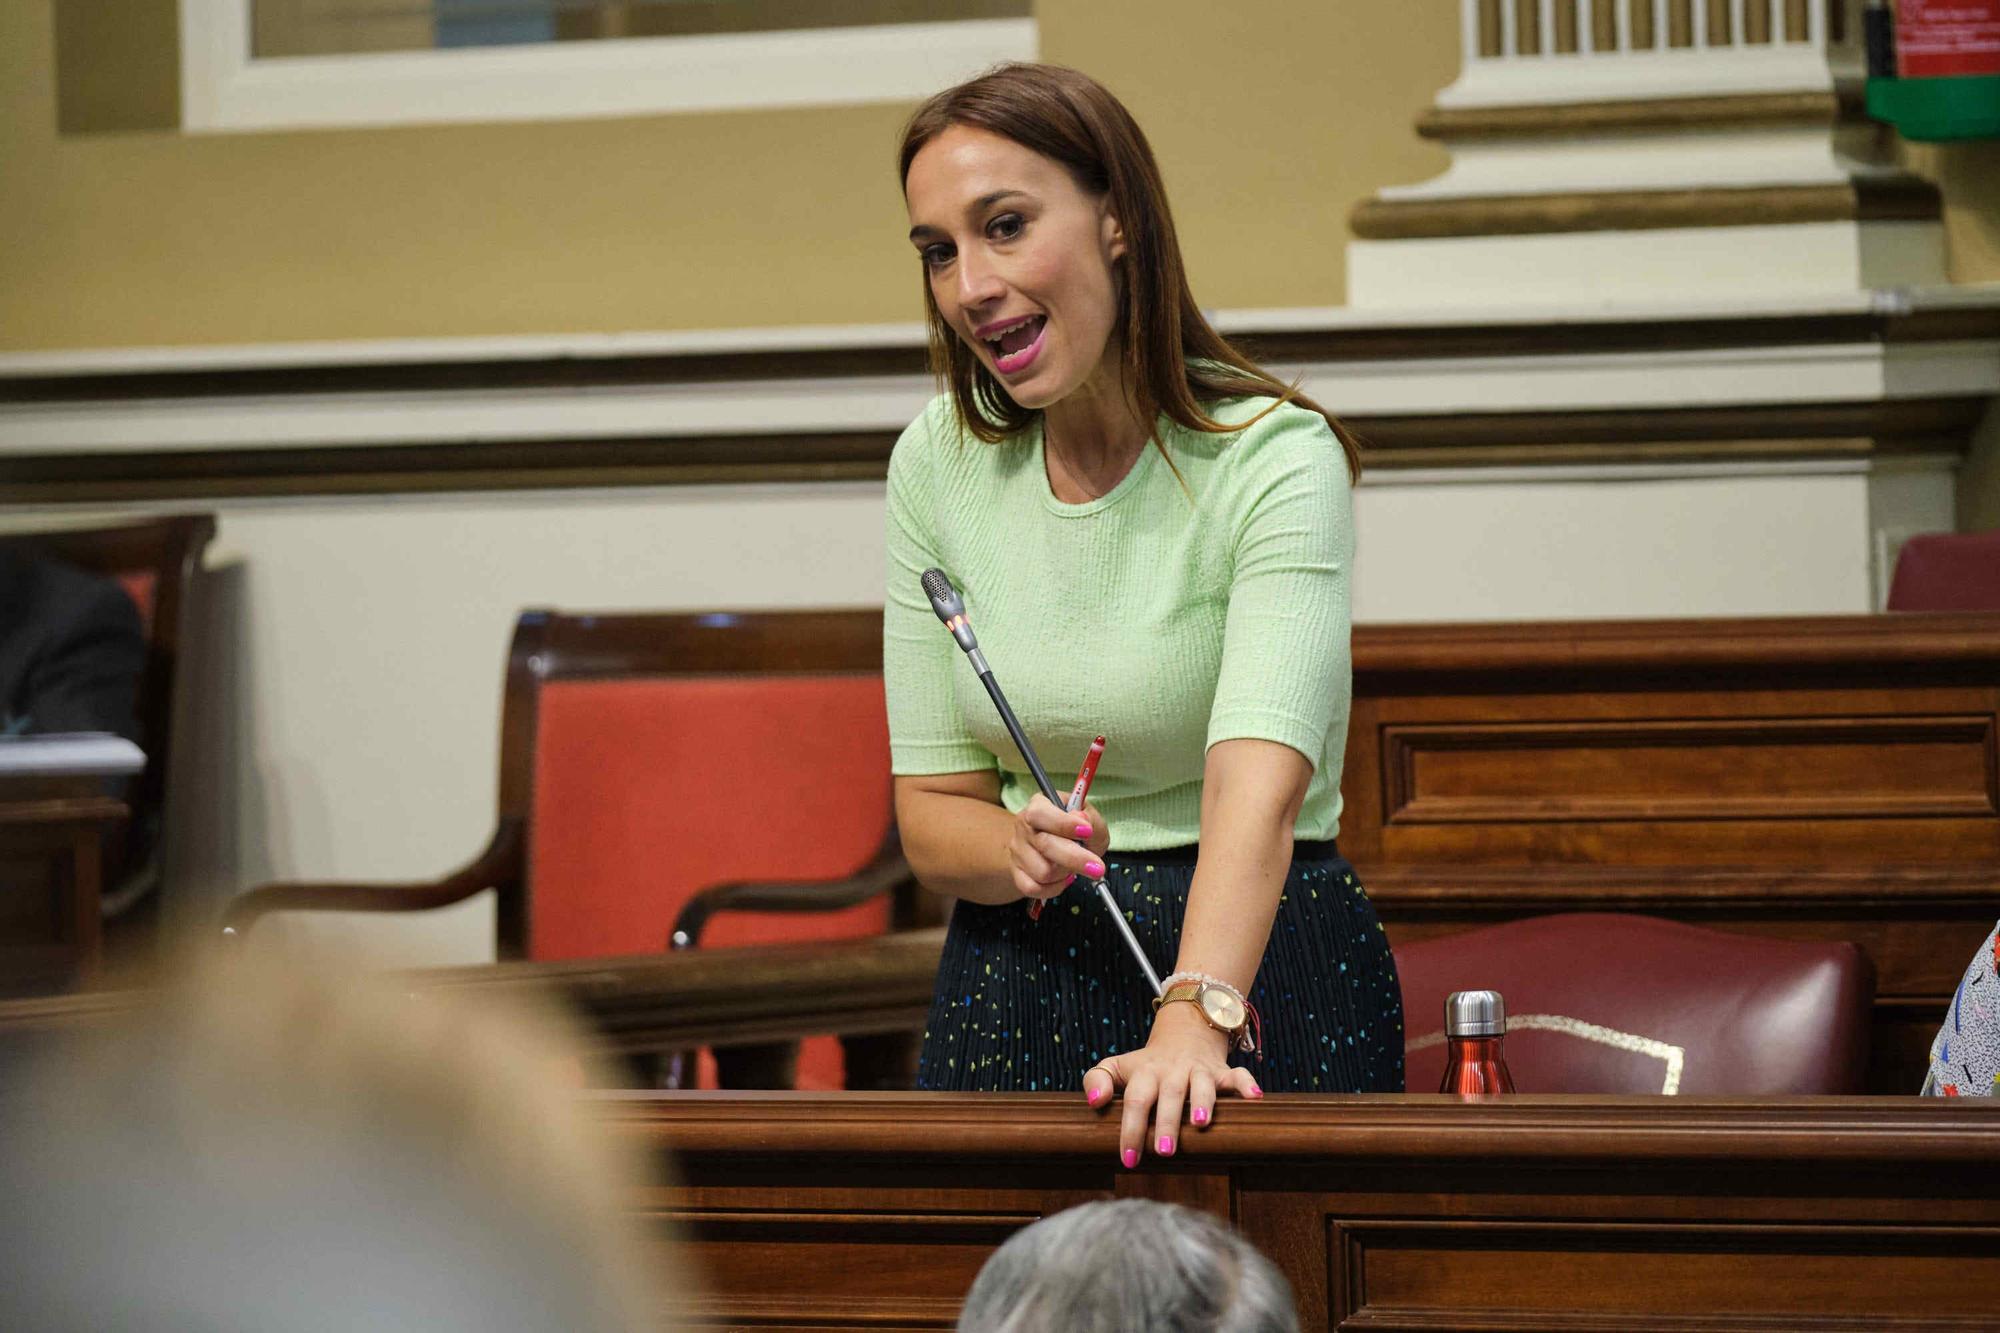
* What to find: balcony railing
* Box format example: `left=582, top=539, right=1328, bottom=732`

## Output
left=1444, top=0, right=1863, bottom=105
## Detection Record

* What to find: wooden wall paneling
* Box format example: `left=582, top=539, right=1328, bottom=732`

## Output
left=1344, top=614, right=2000, bottom=1094
left=1345, top=680, right=2000, bottom=868
left=627, top=1094, right=2000, bottom=1331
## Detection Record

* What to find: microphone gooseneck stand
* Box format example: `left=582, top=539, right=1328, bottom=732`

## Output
left=920, top=568, right=1164, bottom=995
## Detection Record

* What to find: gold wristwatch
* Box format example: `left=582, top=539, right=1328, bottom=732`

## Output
left=1153, top=979, right=1254, bottom=1053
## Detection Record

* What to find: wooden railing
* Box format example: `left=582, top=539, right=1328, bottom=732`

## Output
left=1454, top=0, right=1857, bottom=100
left=624, top=1091, right=2000, bottom=1330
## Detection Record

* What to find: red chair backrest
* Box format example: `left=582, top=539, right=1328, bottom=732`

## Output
left=114, top=570, right=159, bottom=638
left=1395, top=913, right=1873, bottom=1094
left=1887, top=531, right=2000, bottom=611
left=527, top=673, right=892, bottom=960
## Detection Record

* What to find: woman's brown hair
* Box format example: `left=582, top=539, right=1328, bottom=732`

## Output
left=898, top=62, right=1360, bottom=481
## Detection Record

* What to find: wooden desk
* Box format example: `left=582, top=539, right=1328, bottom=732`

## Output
left=620, top=1092, right=2000, bottom=1331
left=0, top=928, right=946, bottom=1058
left=0, top=778, right=127, bottom=993
left=1344, top=614, right=2000, bottom=1093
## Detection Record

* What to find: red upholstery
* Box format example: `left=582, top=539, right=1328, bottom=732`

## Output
left=1395, top=913, right=1873, bottom=1094
left=114, top=570, right=158, bottom=638
left=1887, top=530, right=2000, bottom=611
left=529, top=674, right=894, bottom=1089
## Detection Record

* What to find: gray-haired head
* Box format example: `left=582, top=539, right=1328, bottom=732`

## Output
left=956, top=1198, right=1298, bottom=1333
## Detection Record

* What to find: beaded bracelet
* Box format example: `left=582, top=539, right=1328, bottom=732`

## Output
left=1161, top=969, right=1244, bottom=999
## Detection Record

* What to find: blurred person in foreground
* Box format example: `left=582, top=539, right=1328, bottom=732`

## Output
left=0, top=945, right=684, bottom=1332
left=956, top=1198, right=1297, bottom=1333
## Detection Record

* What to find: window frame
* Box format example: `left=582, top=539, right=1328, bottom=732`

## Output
left=179, top=1, right=1037, bottom=132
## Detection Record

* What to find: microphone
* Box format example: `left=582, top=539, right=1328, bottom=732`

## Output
left=919, top=568, right=1163, bottom=994
left=920, top=567, right=980, bottom=658
left=922, top=567, right=1062, bottom=809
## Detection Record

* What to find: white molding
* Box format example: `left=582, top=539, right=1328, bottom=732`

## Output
left=1281, top=341, right=2000, bottom=417
left=179, top=3, right=1035, bottom=131
left=1436, top=45, right=1853, bottom=109
left=8, top=288, right=1999, bottom=379
left=1377, top=129, right=1873, bottom=201
left=0, top=323, right=934, bottom=378
left=1347, top=223, right=1949, bottom=309
left=4, top=341, right=1995, bottom=457
left=0, top=374, right=937, bottom=453
left=1367, top=453, right=1957, bottom=489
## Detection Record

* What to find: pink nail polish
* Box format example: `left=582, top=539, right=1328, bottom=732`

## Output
left=1084, top=860, right=1105, bottom=878
left=1075, top=823, right=1093, bottom=838
left=1121, top=1148, right=1138, bottom=1169
left=1086, top=1086, right=1104, bottom=1106
left=1192, top=1106, right=1209, bottom=1126
left=1157, top=1136, right=1175, bottom=1156
left=1247, top=1086, right=1265, bottom=1100
left=1064, top=874, right=1077, bottom=888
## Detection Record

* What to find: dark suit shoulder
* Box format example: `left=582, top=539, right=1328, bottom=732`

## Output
left=0, top=551, right=146, bottom=738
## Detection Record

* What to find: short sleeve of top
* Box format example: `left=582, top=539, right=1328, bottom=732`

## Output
left=883, top=398, right=995, bottom=777
left=1203, top=402, right=1354, bottom=769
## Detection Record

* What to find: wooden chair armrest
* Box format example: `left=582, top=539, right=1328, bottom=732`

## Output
left=220, top=819, right=524, bottom=942
left=671, top=835, right=915, bottom=950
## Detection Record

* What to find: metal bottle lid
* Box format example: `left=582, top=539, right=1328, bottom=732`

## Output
left=1444, top=989, right=1507, bottom=1038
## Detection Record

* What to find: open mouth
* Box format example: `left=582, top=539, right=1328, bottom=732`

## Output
left=981, top=315, right=1047, bottom=376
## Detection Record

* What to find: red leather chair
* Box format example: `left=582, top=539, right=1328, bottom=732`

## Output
left=223, top=608, right=917, bottom=1090
left=1395, top=913, right=1873, bottom=1094
left=1887, top=530, right=2000, bottom=611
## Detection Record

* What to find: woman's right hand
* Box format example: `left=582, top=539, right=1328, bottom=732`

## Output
left=1007, top=794, right=1111, bottom=902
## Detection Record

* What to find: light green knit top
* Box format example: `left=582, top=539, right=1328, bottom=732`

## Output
left=883, top=390, right=1355, bottom=851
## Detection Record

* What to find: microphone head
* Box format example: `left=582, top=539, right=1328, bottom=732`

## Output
left=920, top=568, right=964, bottom=622
left=920, top=568, right=980, bottom=654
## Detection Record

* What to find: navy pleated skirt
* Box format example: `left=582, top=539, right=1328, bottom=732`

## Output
left=914, top=842, right=1405, bottom=1093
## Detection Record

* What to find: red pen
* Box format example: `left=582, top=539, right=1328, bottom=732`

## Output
left=1031, top=735, right=1105, bottom=920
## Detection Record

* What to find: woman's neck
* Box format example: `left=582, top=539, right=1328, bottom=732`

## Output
left=1042, top=352, right=1151, bottom=503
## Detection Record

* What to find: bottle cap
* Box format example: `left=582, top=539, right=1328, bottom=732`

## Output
left=1444, top=989, right=1506, bottom=1037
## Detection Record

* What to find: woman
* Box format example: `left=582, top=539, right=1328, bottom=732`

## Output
left=884, top=63, right=1403, bottom=1165
left=955, top=1199, right=1297, bottom=1332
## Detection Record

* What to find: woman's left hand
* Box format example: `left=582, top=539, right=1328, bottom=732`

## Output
left=1080, top=1003, right=1263, bottom=1166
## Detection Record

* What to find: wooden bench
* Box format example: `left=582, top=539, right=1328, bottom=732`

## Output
left=221, top=607, right=2000, bottom=1091
left=222, top=607, right=926, bottom=1089
left=1343, top=612, right=2000, bottom=1091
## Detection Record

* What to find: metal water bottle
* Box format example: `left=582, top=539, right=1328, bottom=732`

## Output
left=1439, top=990, right=1516, bottom=1094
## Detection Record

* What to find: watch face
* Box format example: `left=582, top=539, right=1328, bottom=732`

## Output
left=1199, top=986, right=1246, bottom=1030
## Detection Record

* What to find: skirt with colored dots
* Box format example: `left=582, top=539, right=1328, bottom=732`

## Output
left=914, top=841, right=1405, bottom=1093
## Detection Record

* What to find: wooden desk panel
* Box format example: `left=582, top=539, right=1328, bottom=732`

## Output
left=1344, top=615, right=2000, bottom=1097
left=0, top=790, right=126, bottom=994
left=622, top=1093, right=2000, bottom=1332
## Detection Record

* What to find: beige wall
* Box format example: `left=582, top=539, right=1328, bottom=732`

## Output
left=1906, top=141, right=2000, bottom=289
left=5, top=2, right=1458, bottom=351
left=14, top=4, right=1999, bottom=355
left=14, top=461, right=1901, bottom=965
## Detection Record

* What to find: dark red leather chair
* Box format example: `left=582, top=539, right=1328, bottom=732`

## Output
left=1887, top=530, right=2000, bottom=611
left=1395, top=913, right=1873, bottom=1094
